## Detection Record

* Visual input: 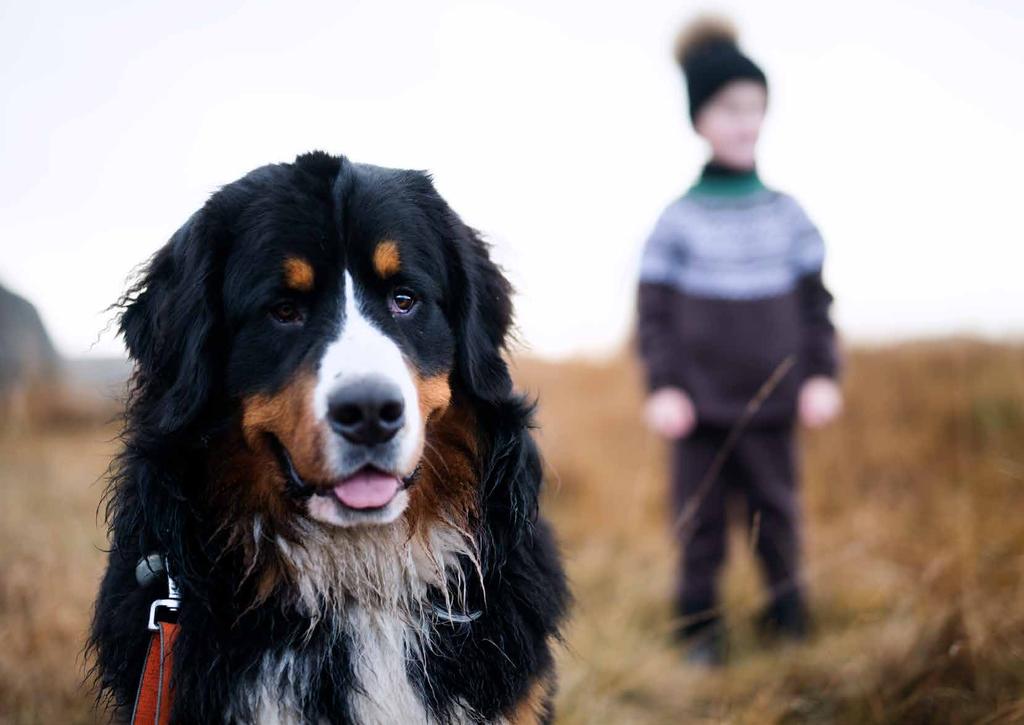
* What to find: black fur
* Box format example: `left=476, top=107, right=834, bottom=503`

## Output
left=88, top=152, right=568, bottom=723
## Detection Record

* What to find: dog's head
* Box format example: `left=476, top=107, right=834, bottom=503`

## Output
left=120, top=152, right=513, bottom=531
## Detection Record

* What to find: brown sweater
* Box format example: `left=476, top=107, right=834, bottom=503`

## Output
left=636, top=167, right=838, bottom=427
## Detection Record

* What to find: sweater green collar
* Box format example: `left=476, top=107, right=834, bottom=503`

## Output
left=689, top=162, right=765, bottom=197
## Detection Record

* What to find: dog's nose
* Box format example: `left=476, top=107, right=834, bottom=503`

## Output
left=327, top=378, right=405, bottom=445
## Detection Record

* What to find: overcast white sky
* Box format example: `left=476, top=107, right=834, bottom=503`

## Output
left=2, top=0, right=1022, bottom=360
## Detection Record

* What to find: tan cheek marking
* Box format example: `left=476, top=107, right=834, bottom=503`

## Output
left=508, top=673, right=554, bottom=725
left=212, top=370, right=330, bottom=607
left=372, top=240, right=401, bottom=278
left=415, top=372, right=452, bottom=423
left=405, top=399, right=478, bottom=536
left=283, top=257, right=315, bottom=291
left=240, top=371, right=329, bottom=481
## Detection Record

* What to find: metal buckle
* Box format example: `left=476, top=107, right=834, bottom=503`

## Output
left=144, top=557, right=181, bottom=631
left=147, top=598, right=180, bottom=631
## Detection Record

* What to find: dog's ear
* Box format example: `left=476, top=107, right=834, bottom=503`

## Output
left=448, top=220, right=515, bottom=405
left=120, top=209, right=224, bottom=434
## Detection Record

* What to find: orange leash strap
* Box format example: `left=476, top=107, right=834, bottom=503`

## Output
left=131, top=554, right=182, bottom=725
left=131, top=621, right=179, bottom=725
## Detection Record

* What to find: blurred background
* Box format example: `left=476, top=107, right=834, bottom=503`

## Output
left=1, top=1, right=1022, bottom=722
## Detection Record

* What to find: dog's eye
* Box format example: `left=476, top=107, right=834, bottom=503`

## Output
left=389, top=288, right=417, bottom=315
left=269, top=301, right=305, bottom=325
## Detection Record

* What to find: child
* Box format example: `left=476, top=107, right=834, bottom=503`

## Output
left=636, top=17, right=842, bottom=665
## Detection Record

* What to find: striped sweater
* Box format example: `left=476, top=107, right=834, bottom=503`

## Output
left=636, top=164, right=838, bottom=426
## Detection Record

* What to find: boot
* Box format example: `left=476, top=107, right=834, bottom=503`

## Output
left=682, top=620, right=727, bottom=667
left=673, top=598, right=727, bottom=667
left=756, top=590, right=811, bottom=643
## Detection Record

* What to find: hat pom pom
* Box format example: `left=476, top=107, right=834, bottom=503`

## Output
left=674, top=15, right=738, bottom=66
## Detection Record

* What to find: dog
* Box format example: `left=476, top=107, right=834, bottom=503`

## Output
left=89, top=152, right=569, bottom=724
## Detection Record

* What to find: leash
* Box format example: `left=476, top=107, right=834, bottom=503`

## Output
left=131, top=554, right=181, bottom=725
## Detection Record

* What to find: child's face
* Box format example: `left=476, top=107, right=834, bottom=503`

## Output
left=694, top=80, right=767, bottom=170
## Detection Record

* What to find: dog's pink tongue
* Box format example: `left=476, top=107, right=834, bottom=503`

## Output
left=332, top=470, right=400, bottom=509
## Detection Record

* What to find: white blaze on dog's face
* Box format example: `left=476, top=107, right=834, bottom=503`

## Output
left=306, top=273, right=423, bottom=527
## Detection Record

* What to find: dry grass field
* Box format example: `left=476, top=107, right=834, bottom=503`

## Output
left=1, top=340, right=1022, bottom=723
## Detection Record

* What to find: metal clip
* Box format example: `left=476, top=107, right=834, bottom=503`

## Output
left=145, top=557, right=181, bottom=631
left=147, top=598, right=179, bottom=631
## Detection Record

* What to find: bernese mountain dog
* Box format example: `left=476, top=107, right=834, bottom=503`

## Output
left=89, top=151, right=569, bottom=724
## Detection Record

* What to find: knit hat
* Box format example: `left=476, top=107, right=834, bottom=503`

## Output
left=674, top=16, right=767, bottom=124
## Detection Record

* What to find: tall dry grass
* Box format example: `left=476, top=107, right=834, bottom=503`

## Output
left=0, top=340, right=1021, bottom=723
left=515, top=341, right=1024, bottom=724
left=0, top=426, right=113, bottom=723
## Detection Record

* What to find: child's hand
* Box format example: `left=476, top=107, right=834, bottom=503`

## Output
left=798, top=376, right=843, bottom=428
left=644, top=387, right=697, bottom=439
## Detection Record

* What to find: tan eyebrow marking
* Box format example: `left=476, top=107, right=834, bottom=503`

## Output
left=372, top=240, right=401, bottom=278
left=283, top=257, right=314, bottom=291
left=414, top=371, right=452, bottom=423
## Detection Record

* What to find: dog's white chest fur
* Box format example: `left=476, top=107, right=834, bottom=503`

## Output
left=230, top=517, right=481, bottom=724
left=243, top=606, right=477, bottom=725
left=345, top=605, right=432, bottom=724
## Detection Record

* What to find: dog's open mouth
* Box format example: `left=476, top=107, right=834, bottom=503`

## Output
left=317, top=467, right=400, bottom=511
left=266, top=433, right=411, bottom=515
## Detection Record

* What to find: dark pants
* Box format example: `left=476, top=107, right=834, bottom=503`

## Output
left=670, top=424, right=805, bottom=634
